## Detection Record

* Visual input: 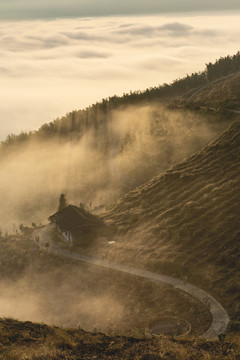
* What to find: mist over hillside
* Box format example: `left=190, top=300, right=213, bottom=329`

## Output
left=1, top=52, right=239, bottom=233
left=101, top=118, right=240, bottom=322
left=0, top=105, right=230, bottom=233
left=2, top=51, right=240, bottom=146
left=0, top=50, right=240, bottom=359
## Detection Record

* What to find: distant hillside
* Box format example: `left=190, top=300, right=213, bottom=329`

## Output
left=102, top=119, right=240, bottom=322
left=0, top=52, right=240, bottom=359
left=0, top=52, right=239, bottom=231
left=1, top=52, right=239, bottom=148
left=0, top=105, right=230, bottom=232
left=181, top=72, right=240, bottom=110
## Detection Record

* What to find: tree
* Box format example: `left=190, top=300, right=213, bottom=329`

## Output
left=58, top=193, right=67, bottom=211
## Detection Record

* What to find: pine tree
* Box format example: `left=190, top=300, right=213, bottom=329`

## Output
left=58, top=193, right=67, bottom=211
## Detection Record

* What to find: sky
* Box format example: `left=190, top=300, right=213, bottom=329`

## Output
left=0, top=1, right=240, bottom=19
left=0, top=2, right=240, bottom=140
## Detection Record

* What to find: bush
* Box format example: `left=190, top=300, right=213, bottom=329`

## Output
left=229, top=321, right=240, bottom=332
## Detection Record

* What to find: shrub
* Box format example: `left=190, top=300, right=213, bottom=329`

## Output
left=229, top=321, right=240, bottom=332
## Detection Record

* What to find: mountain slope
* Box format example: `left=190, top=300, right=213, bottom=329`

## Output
left=1, top=122, right=240, bottom=359
left=102, top=119, right=240, bottom=320
left=0, top=52, right=239, bottom=231
left=1, top=52, right=239, bottom=147
left=0, top=105, right=231, bottom=232
left=181, top=72, right=240, bottom=110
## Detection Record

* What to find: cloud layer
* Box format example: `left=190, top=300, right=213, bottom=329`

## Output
left=0, top=13, right=239, bottom=140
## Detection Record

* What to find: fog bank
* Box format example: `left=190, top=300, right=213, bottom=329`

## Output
left=1, top=14, right=239, bottom=139
left=0, top=105, right=229, bottom=232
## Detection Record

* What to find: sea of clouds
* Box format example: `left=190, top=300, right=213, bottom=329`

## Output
left=0, top=13, right=239, bottom=139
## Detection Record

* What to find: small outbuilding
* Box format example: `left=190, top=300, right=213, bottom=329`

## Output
left=49, top=204, right=104, bottom=246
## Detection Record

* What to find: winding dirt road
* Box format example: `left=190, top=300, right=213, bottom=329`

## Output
left=33, top=225, right=229, bottom=340
left=189, top=72, right=240, bottom=100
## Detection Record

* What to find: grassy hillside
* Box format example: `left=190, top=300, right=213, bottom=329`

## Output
left=0, top=52, right=239, bottom=358
left=101, top=118, right=240, bottom=324
left=181, top=72, right=240, bottom=110
left=1, top=52, right=239, bottom=147
left=0, top=106, right=230, bottom=233
left=1, top=318, right=240, bottom=360
left=1, top=115, right=240, bottom=354
left=0, top=52, right=239, bottom=231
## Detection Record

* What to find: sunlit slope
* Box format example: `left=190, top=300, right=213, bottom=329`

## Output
left=104, top=119, right=240, bottom=236
left=0, top=106, right=230, bottom=231
left=182, top=72, right=240, bottom=109
left=103, top=120, right=240, bottom=315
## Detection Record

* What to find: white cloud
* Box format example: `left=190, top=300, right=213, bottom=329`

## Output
left=75, top=49, right=112, bottom=59
left=114, top=22, right=194, bottom=37
left=0, top=13, right=240, bottom=140
left=62, top=31, right=102, bottom=41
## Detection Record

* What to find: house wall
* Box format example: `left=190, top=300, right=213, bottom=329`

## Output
left=68, top=231, right=73, bottom=243
left=56, top=225, right=73, bottom=244
left=62, top=230, right=73, bottom=244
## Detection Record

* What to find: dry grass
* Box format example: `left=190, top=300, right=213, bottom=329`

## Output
left=0, top=318, right=240, bottom=360
left=1, top=81, right=240, bottom=357
left=182, top=73, right=240, bottom=109
left=101, top=119, right=240, bottom=323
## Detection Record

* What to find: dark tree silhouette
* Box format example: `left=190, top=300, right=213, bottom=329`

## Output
left=1, top=51, right=239, bottom=149
left=58, top=193, right=67, bottom=211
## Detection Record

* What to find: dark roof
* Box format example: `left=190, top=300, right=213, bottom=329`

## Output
left=49, top=205, right=103, bottom=232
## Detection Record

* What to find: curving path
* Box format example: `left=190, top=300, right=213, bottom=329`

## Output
left=198, top=106, right=240, bottom=115
left=33, top=225, right=229, bottom=340
left=189, top=72, right=240, bottom=100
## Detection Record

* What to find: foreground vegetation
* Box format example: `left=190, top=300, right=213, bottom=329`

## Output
left=0, top=318, right=240, bottom=360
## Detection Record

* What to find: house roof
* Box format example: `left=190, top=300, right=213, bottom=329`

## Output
left=49, top=205, right=103, bottom=232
